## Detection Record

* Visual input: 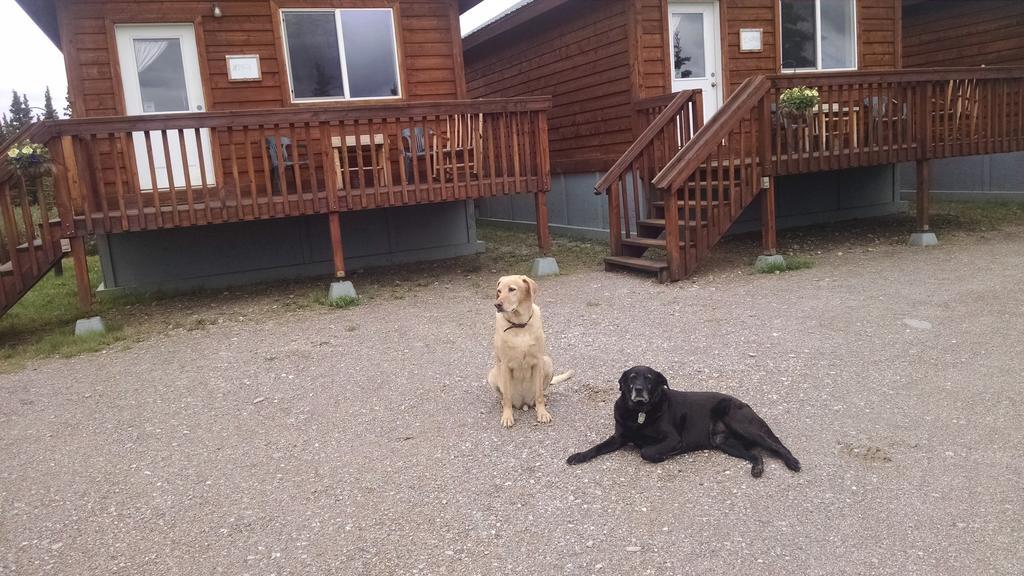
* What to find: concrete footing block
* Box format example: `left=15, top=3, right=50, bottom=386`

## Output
left=327, top=281, right=358, bottom=301
left=754, top=254, right=786, bottom=272
left=74, top=316, right=106, bottom=337
left=908, top=232, right=939, bottom=247
left=530, top=257, right=560, bottom=277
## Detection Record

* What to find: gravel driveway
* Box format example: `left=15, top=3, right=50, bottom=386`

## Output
left=2, top=229, right=1023, bottom=576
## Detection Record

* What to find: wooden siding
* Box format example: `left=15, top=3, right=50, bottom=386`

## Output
left=56, top=0, right=465, bottom=119
left=635, top=0, right=669, bottom=99
left=903, top=0, right=1024, bottom=68
left=464, top=0, right=632, bottom=173
left=858, top=0, right=899, bottom=70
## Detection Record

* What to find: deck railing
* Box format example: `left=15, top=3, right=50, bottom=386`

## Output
left=768, top=67, right=1024, bottom=175
left=43, top=97, right=551, bottom=234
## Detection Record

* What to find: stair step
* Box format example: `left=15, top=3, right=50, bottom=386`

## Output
left=604, top=255, right=669, bottom=278
left=651, top=200, right=730, bottom=208
left=621, top=237, right=689, bottom=249
left=638, top=218, right=707, bottom=229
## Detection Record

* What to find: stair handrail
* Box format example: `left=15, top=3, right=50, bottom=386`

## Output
left=594, top=89, right=697, bottom=194
left=652, top=76, right=771, bottom=191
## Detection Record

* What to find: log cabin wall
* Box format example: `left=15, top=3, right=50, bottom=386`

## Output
left=466, top=0, right=899, bottom=174
left=464, top=0, right=633, bottom=173
left=56, top=0, right=466, bottom=119
left=902, top=0, right=1024, bottom=68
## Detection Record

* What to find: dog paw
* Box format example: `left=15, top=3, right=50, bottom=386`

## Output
left=500, top=410, right=515, bottom=428
left=640, top=449, right=667, bottom=463
left=536, top=407, right=552, bottom=423
left=751, top=463, right=764, bottom=478
left=566, top=452, right=589, bottom=465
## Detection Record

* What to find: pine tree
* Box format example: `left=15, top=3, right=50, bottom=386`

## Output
left=42, top=86, right=58, bottom=120
left=7, top=91, right=33, bottom=133
left=63, top=88, right=72, bottom=118
left=0, top=113, right=9, bottom=141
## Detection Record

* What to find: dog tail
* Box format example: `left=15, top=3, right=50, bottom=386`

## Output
left=551, top=370, right=575, bottom=385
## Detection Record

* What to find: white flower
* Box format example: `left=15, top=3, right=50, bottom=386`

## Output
left=20, top=145, right=33, bottom=154
left=7, top=148, right=17, bottom=158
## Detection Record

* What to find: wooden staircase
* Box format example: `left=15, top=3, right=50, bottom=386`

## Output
left=1, top=220, right=66, bottom=316
left=0, top=122, right=74, bottom=316
left=597, top=77, right=773, bottom=282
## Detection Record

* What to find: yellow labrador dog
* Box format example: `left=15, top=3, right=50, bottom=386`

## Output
left=488, top=275, right=573, bottom=427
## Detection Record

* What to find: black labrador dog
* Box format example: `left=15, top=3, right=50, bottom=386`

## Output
left=566, top=366, right=801, bottom=477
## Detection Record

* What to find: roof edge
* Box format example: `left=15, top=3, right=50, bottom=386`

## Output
left=463, top=0, right=571, bottom=52
left=15, top=0, right=60, bottom=49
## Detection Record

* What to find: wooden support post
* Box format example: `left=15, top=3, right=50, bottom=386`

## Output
left=608, top=182, right=623, bottom=256
left=916, top=159, right=930, bottom=232
left=328, top=212, right=346, bottom=278
left=663, top=186, right=683, bottom=282
left=70, top=235, right=92, bottom=311
left=760, top=177, right=778, bottom=255
left=534, top=190, right=552, bottom=255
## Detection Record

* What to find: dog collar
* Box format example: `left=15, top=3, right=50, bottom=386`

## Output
left=637, top=412, right=646, bottom=424
left=503, top=313, right=533, bottom=332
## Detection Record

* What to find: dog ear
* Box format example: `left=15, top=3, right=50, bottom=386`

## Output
left=618, top=369, right=631, bottom=393
left=521, top=275, right=537, bottom=299
left=652, top=369, right=669, bottom=389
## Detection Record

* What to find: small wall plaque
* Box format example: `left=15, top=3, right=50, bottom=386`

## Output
left=226, top=55, right=262, bottom=82
left=739, top=28, right=763, bottom=53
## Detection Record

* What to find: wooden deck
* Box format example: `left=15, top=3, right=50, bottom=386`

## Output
left=0, top=97, right=553, bottom=316
left=597, top=66, right=1024, bottom=282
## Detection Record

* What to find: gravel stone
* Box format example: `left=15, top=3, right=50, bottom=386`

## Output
left=2, top=229, right=1023, bottom=575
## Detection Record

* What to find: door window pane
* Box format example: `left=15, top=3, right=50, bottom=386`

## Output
left=283, top=12, right=344, bottom=99
left=671, top=13, right=706, bottom=79
left=341, top=10, right=400, bottom=98
left=134, top=38, right=188, bottom=112
left=781, top=0, right=817, bottom=70
left=821, top=0, right=855, bottom=69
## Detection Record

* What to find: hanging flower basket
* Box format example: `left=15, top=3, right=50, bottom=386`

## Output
left=778, top=86, right=820, bottom=124
left=6, top=142, right=54, bottom=180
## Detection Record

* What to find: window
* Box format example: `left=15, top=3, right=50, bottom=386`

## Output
left=780, top=0, right=856, bottom=71
left=280, top=9, right=401, bottom=102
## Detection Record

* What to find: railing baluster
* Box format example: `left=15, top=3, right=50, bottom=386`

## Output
left=142, top=131, right=162, bottom=228
left=194, top=128, right=212, bottom=225
left=160, top=129, right=179, bottom=227
left=242, top=126, right=258, bottom=219
left=177, top=129, right=195, bottom=226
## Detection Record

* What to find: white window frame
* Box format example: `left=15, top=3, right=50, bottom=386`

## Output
left=779, top=0, right=858, bottom=73
left=279, top=7, right=403, bottom=103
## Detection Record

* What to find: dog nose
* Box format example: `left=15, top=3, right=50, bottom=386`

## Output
left=494, top=303, right=503, bottom=311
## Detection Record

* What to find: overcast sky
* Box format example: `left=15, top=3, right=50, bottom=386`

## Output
left=0, top=0, right=519, bottom=118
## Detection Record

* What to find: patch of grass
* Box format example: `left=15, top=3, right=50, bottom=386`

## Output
left=1, top=256, right=124, bottom=371
left=757, top=255, right=815, bottom=274
left=924, top=200, right=1024, bottom=232
left=325, top=295, right=360, bottom=309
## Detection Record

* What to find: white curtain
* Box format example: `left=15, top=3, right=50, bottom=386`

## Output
left=134, top=39, right=170, bottom=73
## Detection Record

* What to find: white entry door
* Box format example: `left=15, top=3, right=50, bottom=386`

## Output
left=669, top=2, right=723, bottom=120
left=115, top=24, right=215, bottom=191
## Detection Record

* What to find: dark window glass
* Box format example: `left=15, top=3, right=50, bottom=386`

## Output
left=340, top=10, right=400, bottom=98
left=821, top=0, right=855, bottom=69
left=134, top=38, right=189, bottom=112
left=283, top=12, right=344, bottom=99
left=781, top=0, right=816, bottom=70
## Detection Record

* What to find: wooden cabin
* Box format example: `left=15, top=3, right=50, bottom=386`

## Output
left=898, top=0, right=1024, bottom=200
left=1, top=0, right=553, bottom=313
left=464, top=0, right=1024, bottom=281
